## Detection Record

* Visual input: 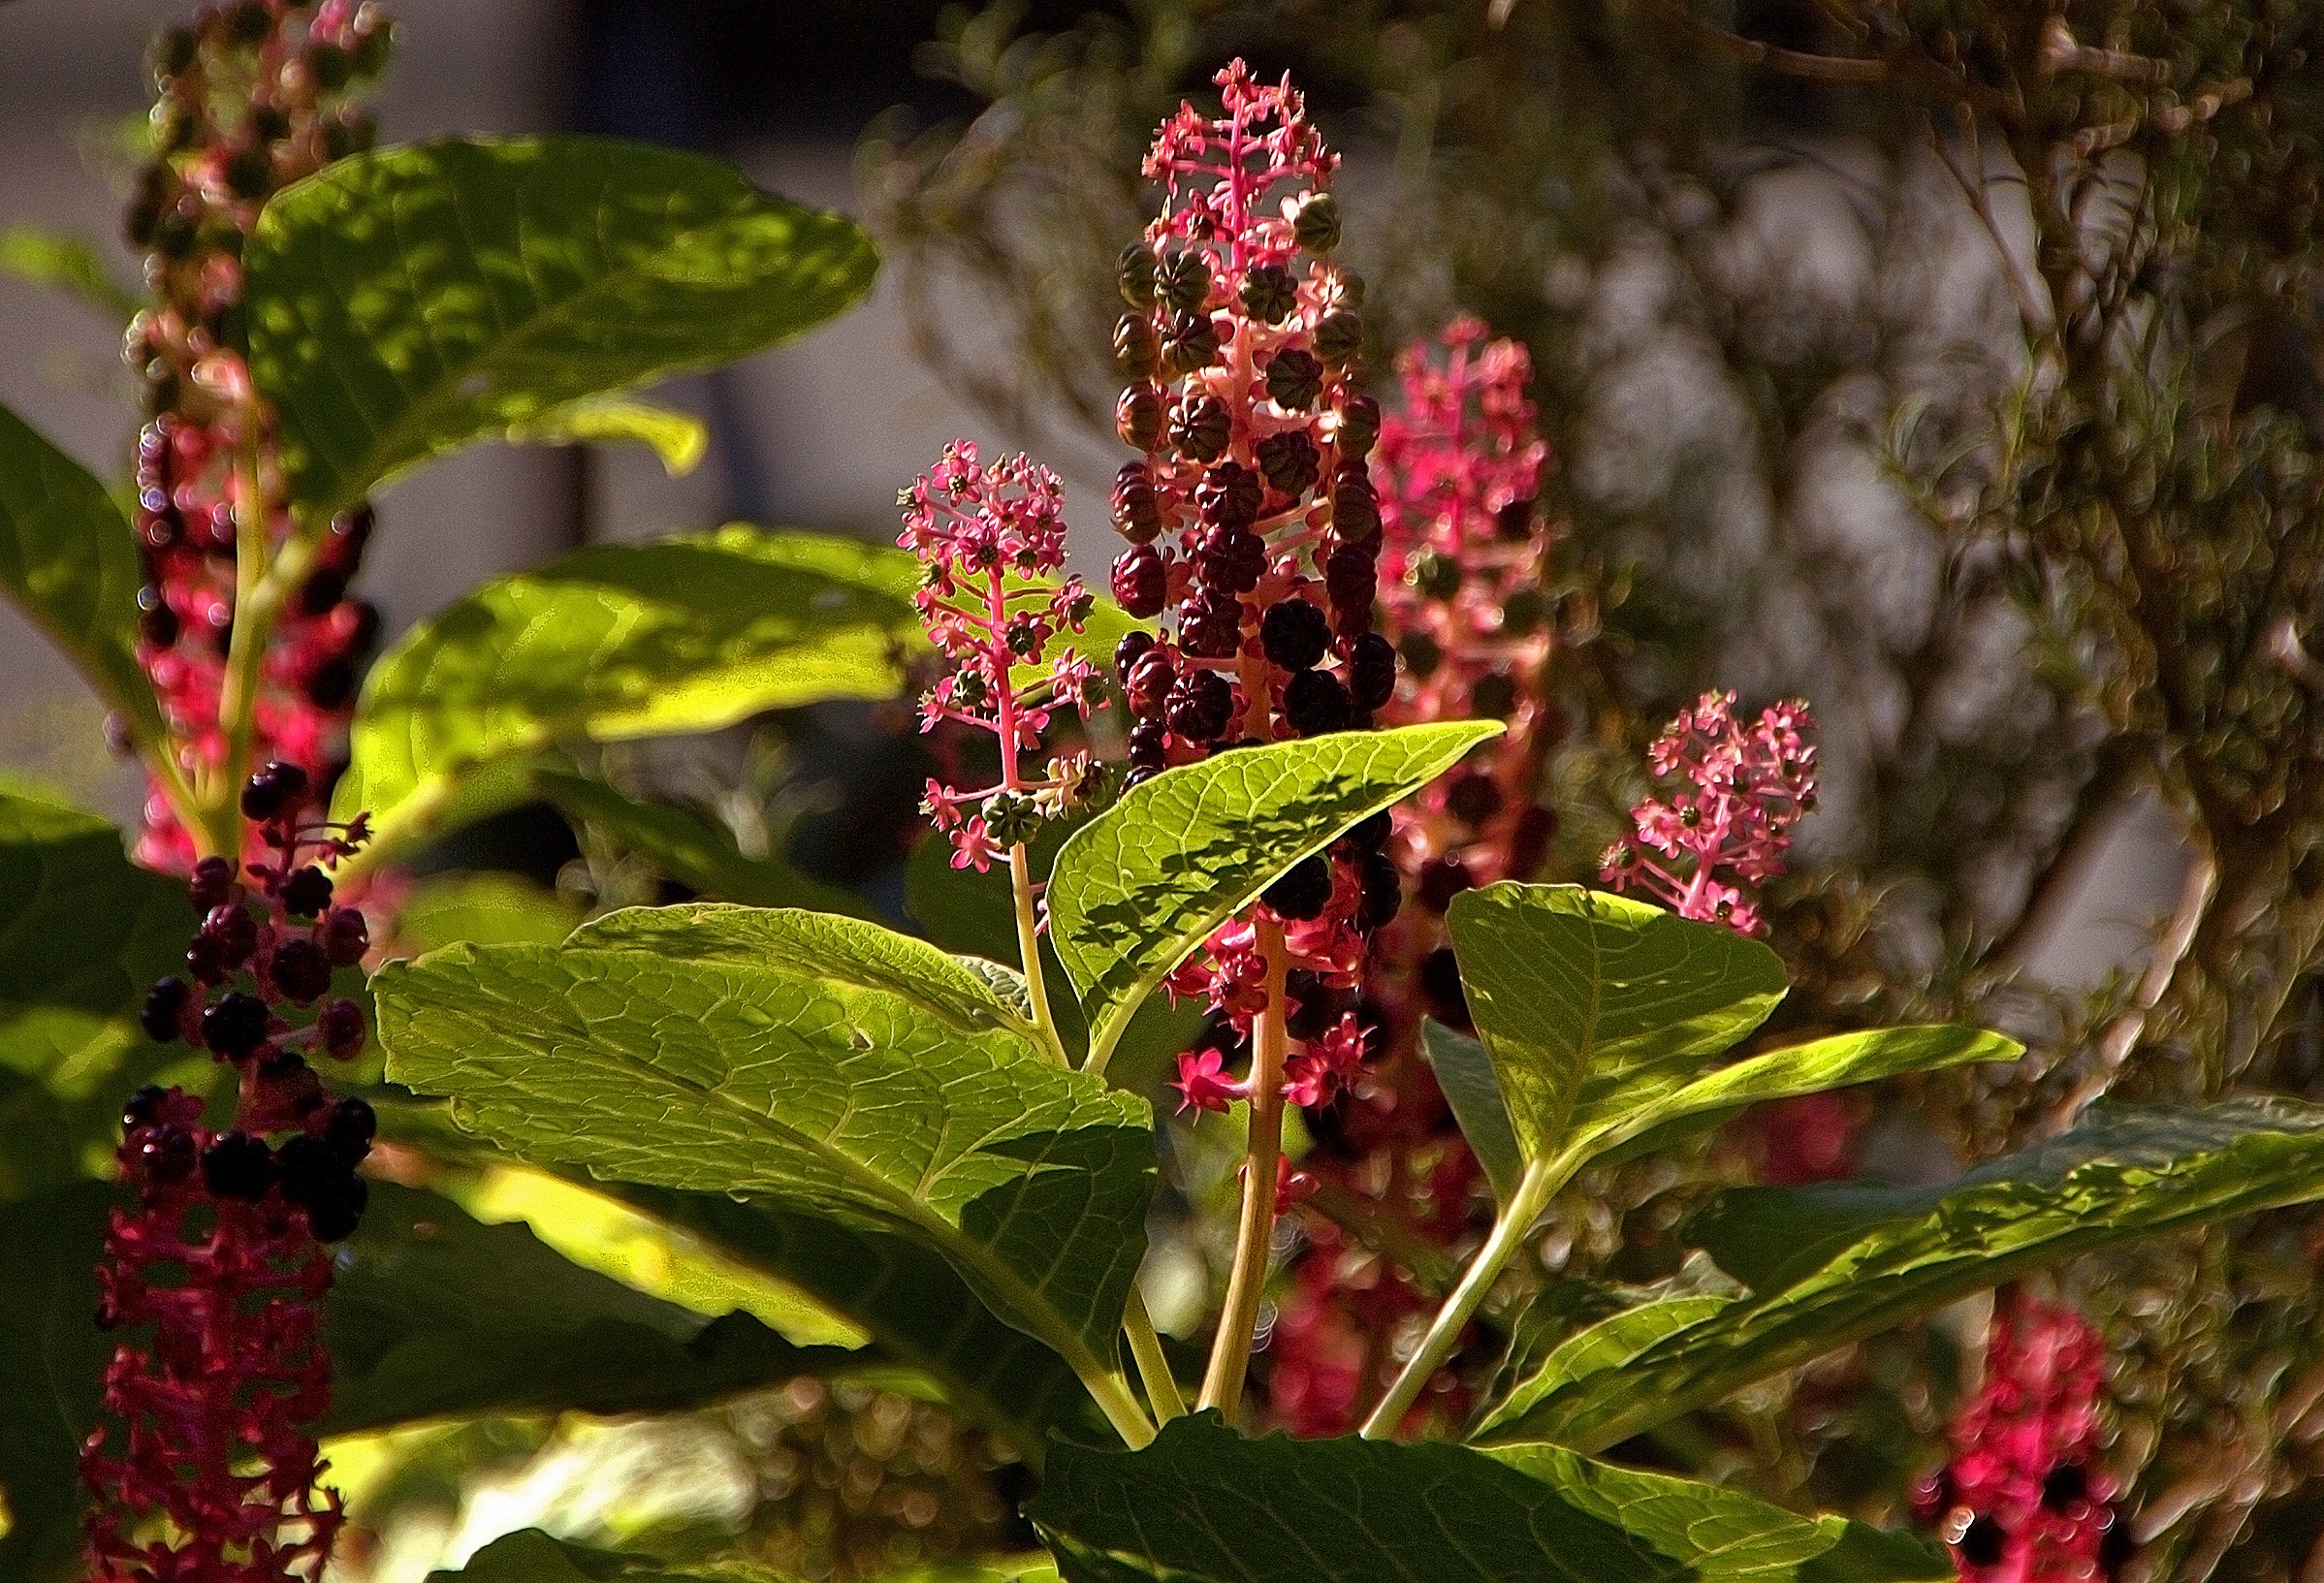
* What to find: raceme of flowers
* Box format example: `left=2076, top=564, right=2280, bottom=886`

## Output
left=905, top=442, right=1108, bottom=874
left=1600, top=691, right=1818, bottom=936
left=1915, top=1294, right=2129, bottom=1583
left=84, top=763, right=375, bottom=1583
left=125, top=0, right=390, bottom=871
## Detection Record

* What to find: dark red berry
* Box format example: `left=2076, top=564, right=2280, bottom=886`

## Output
left=1169, top=395, right=1230, bottom=462
left=202, top=992, right=271, bottom=1059
left=202, top=1131, right=272, bottom=1200
left=280, top=865, right=334, bottom=917
left=1165, top=669, right=1234, bottom=744
left=317, top=997, right=367, bottom=1059
left=122, top=1084, right=169, bottom=1129
left=1324, top=545, right=1376, bottom=613
left=1128, top=720, right=1170, bottom=771
left=321, top=906, right=369, bottom=966
left=305, top=1173, right=367, bottom=1242
left=1260, top=600, right=1331, bottom=672
left=1180, top=592, right=1244, bottom=659
left=1111, top=462, right=1162, bottom=544
left=140, top=977, right=189, bottom=1044
left=1285, top=970, right=1351, bottom=1040
left=1112, top=546, right=1167, bottom=618
left=1282, top=668, right=1354, bottom=736
left=1263, top=855, right=1332, bottom=921
left=1195, top=461, right=1262, bottom=531
left=1127, top=648, right=1177, bottom=712
left=1117, top=384, right=1164, bottom=450
left=1355, top=849, right=1402, bottom=931
left=239, top=760, right=310, bottom=821
left=1417, top=856, right=1477, bottom=912
left=141, top=1124, right=197, bottom=1184
left=1265, top=349, right=1325, bottom=411
left=270, top=937, right=334, bottom=1005
left=299, top=566, right=349, bottom=617
left=1348, top=631, right=1396, bottom=710
left=1198, top=526, right=1265, bottom=593
left=188, top=855, right=238, bottom=911
left=304, top=656, right=357, bottom=710
left=325, top=1095, right=377, bottom=1165
left=199, top=902, right=259, bottom=969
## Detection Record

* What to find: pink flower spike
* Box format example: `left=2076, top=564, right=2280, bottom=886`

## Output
left=1172, top=1047, right=1248, bottom=1114
left=948, top=817, right=1004, bottom=873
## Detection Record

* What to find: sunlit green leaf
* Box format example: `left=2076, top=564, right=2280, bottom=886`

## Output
left=396, top=871, right=584, bottom=951
left=539, top=770, right=872, bottom=919
left=505, top=396, right=708, bottom=476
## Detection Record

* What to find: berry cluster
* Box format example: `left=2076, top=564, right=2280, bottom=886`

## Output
left=904, top=442, right=1108, bottom=872
left=83, top=763, right=375, bottom=1580
left=1258, top=322, right=1560, bottom=1435
left=1601, top=691, right=1819, bottom=935
left=1915, top=1294, right=2131, bottom=1582
left=123, top=0, right=391, bottom=870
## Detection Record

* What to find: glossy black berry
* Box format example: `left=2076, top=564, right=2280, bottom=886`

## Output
left=198, top=902, right=259, bottom=969
left=123, top=1084, right=169, bottom=1129
left=202, top=992, right=271, bottom=1059
left=188, top=855, right=238, bottom=911
left=1355, top=848, right=1402, bottom=932
left=305, top=1173, right=368, bottom=1242
left=141, top=977, right=190, bottom=1044
left=2040, top=1463, right=2088, bottom=1512
left=1323, top=545, right=1376, bottom=614
left=321, top=906, right=369, bottom=966
left=1260, top=600, right=1331, bottom=671
left=1282, top=668, right=1354, bottom=737
left=1419, top=946, right=1470, bottom=1027
left=1343, top=810, right=1392, bottom=853
left=1195, top=461, right=1262, bottom=531
left=1111, top=546, right=1167, bottom=618
left=1115, top=629, right=1157, bottom=681
left=1128, top=720, right=1170, bottom=771
left=202, top=1131, right=272, bottom=1200
left=1347, top=632, right=1397, bottom=710
left=1265, top=349, right=1324, bottom=411
left=325, top=1095, right=378, bottom=1165
left=270, top=937, right=334, bottom=1005
left=1417, top=855, right=1476, bottom=912
left=317, top=996, right=367, bottom=1059
left=273, top=1133, right=336, bottom=1204
left=1953, top=1516, right=2006, bottom=1569
left=304, top=656, right=357, bottom=711
left=1198, top=526, right=1265, bottom=594
left=142, top=1124, right=197, bottom=1184
left=280, top=865, right=334, bottom=918
left=1263, top=856, right=1332, bottom=921
left=239, top=760, right=309, bottom=821
left=1165, top=669, right=1234, bottom=744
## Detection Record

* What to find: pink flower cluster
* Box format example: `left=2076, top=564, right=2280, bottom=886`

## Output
left=904, top=442, right=1105, bottom=872
left=1601, top=691, right=1818, bottom=934
left=123, top=0, right=390, bottom=871
left=1915, top=1294, right=2130, bottom=1582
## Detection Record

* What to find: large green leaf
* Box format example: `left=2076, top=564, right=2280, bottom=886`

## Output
left=1445, top=885, right=1787, bottom=1159
left=372, top=907, right=1156, bottom=1412
left=334, top=528, right=920, bottom=856
left=424, top=1528, right=795, bottom=1582
left=539, top=770, right=873, bottom=919
left=1027, top=1413, right=1946, bottom=1583
left=1049, top=723, right=1499, bottom=1065
left=1419, top=1021, right=1523, bottom=1205
left=240, top=136, right=876, bottom=523
left=326, top=1182, right=852, bottom=1433
left=1478, top=1098, right=2324, bottom=1451
left=0, top=402, right=164, bottom=744
left=0, top=1181, right=115, bottom=1583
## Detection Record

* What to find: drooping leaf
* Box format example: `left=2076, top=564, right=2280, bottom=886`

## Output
left=1027, top=1413, right=1947, bottom=1583
left=1049, top=723, right=1499, bottom=1064
left=396, top=871, right=585, bottom=950
left=423, top=1528, right=796, bottom=1582
left=539, top=770, right=873, bottom=919
left=0, top=401, right=165, bottom=744
left=505, top=396, right=708, bottom=476
left=325, top=1182, right=853, bottom=1433
left=1478, top=1098, right=2324, bottom=1451
left=0, top=1181, right=115, bottom=1583
left=1419, top=1021, right=1523, bottom=1205
left=1445, top=884, right=1787, bottom=1160
left=371, top=912, right=1156, bottom=1405
left=240, top=136, right=876, bottom=524
left=334, top=528, right=920, bottom=857
left=0, top=226, right=139, bottom=321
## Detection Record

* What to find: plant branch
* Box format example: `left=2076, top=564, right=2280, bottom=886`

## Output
left=1009, top=842, right=1071, bottom=1064
left=1197, top=919, right=1289, bottom=1420
left=1123, top=1286, right=1188, bottom=1421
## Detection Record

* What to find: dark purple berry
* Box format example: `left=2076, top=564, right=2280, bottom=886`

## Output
left=199, top=902, right=259, bottom=969
left=317, top=997, right=367, bottom=1059
left=1470, top=670, right=1517, bottom=718
left=299, top=566, right=348, bottom=617
left=1282, top=668, right=1354, bottom=737
left=123, top=1084, right=169, bottom=1129
left=188, top=855, right=238, bottom=911
left=1260, top=600, right=1331, bottom=671
left=270, top=937, right=334, bottom=1005
left=1355, top=849, right=1402, bottom=931
left=2041, top=1464, right=2089, bottom=1512
left=202, top=992, right=271, bottom=1059
left=1508, top=804, right=1557, bottom=878
left=1419, top=946, right=1470, bottom=1027
left=1348, top=631, right=1396, bottom=710
left=1265, top=349, right=1325, bottom=411
left=1111, top=546, right=1167, bottom=618
left=1198, top=526, right=1265, bottom=593
left=1324, top=545, right=1376, bottom=614
left=1127, top=649, right=1177, bottom=712
left=1195, top=461, right=1262, bottom=531
left=202, top=1131, right=272, bottom=1200
left=1445, top=771, right=1506, bottom=827
left=304, top=656, right=357, bottom=710
left=321, top=906, right=369, bottom=967
left=1165, top=669, right=1235, bottom=744
left=1417, top=856, right=1477, bottom=912
left=281, top=865, right=334, bottom=917
left=1954, top=1517, right=2006, bottom=1569
left=142, top=1124, right=197, bottom=1184
left=305, top=1173, right=367, bottom=1242
left=239, top=760, right=309, bottom=821
left=137, top=585, right=178, bottom=648
left=140, top=977, right=190, bottom=1044
left=1263, top=856, right=1332, bottom=922
left=1285, top=970, right=1351, bottom=1040
left=1128, top=720, right=1170, bottom=771
left=1180, top=592, right=1244, bottom=659
left=1169, top=395, right=1230, bottom=462
left=273, top=1133, right=336, bottom=1205
left=326, top=1095, right=377, bottom=1165
left=1344, top=810, right=1392, bottom=852
left=1112, top=461, right=1162, bottom=544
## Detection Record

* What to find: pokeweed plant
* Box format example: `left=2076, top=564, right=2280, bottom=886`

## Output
left=2, top=17, right=2324, bottom=1583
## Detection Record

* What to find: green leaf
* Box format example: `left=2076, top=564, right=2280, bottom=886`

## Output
left=425, top=1528, right=797, bottom=1582
left=0, top=401, right=166, bottom=744
left=1419, top=1021, right=1523, bottom=1205
left=372, top=910, right=1156, bottom=1408
left=326, top=1181, right=852, bottom=1433
left=241, top=136, right=877, bottom=523
left=0, top=1181, right=114, bottom=1583
left=0, top=226, right=139, bottom=321
left=1445, top=884, right=1788, bottom=1160
left=539, top=770, right=873, bottom=918
left=1049, top=723, right=1499, bottom=1064
left=505, top=396, right=708, bottom=476
left=334, top=528, right=921, bottom=856
left=397, top=871, right=586, bottom=950
left=1027, top=1413, right=1947, bottom=1583
left=1479, top=1098, right=2324, bottom=1451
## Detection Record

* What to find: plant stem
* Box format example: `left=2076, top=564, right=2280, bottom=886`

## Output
left=1360, top=1151, right=1565, bottom=1439
left=1124, top=1286, right=1188, bottom=1421
left=1197, top=919, right=1289, bottom=1419
left=1009, top=841, right=1070, bottom=1065
left=206, top=431, right=276, bottom=858
left=1081, top=1361, right=1158, bottom=1448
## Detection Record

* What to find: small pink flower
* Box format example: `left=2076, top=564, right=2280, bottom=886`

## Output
left=1172, top=1047, right=1248, bottom=1114
left=948, top=818, right=1003, bottom=874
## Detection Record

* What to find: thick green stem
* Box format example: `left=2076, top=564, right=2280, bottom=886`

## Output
left=1009, top=841, right=1070, bottom=1065
left=1081, top=1361, right=1158, bottom=1448
left=1360, top=1152, right=1567, bottom=1439
left=1124, top=1286, right=1188, bottom=1421
left=1198, top=920, right=1289, bottom=1419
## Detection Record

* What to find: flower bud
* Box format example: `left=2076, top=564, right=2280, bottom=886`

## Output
left=1291, top=192, right=1342, bottom=253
